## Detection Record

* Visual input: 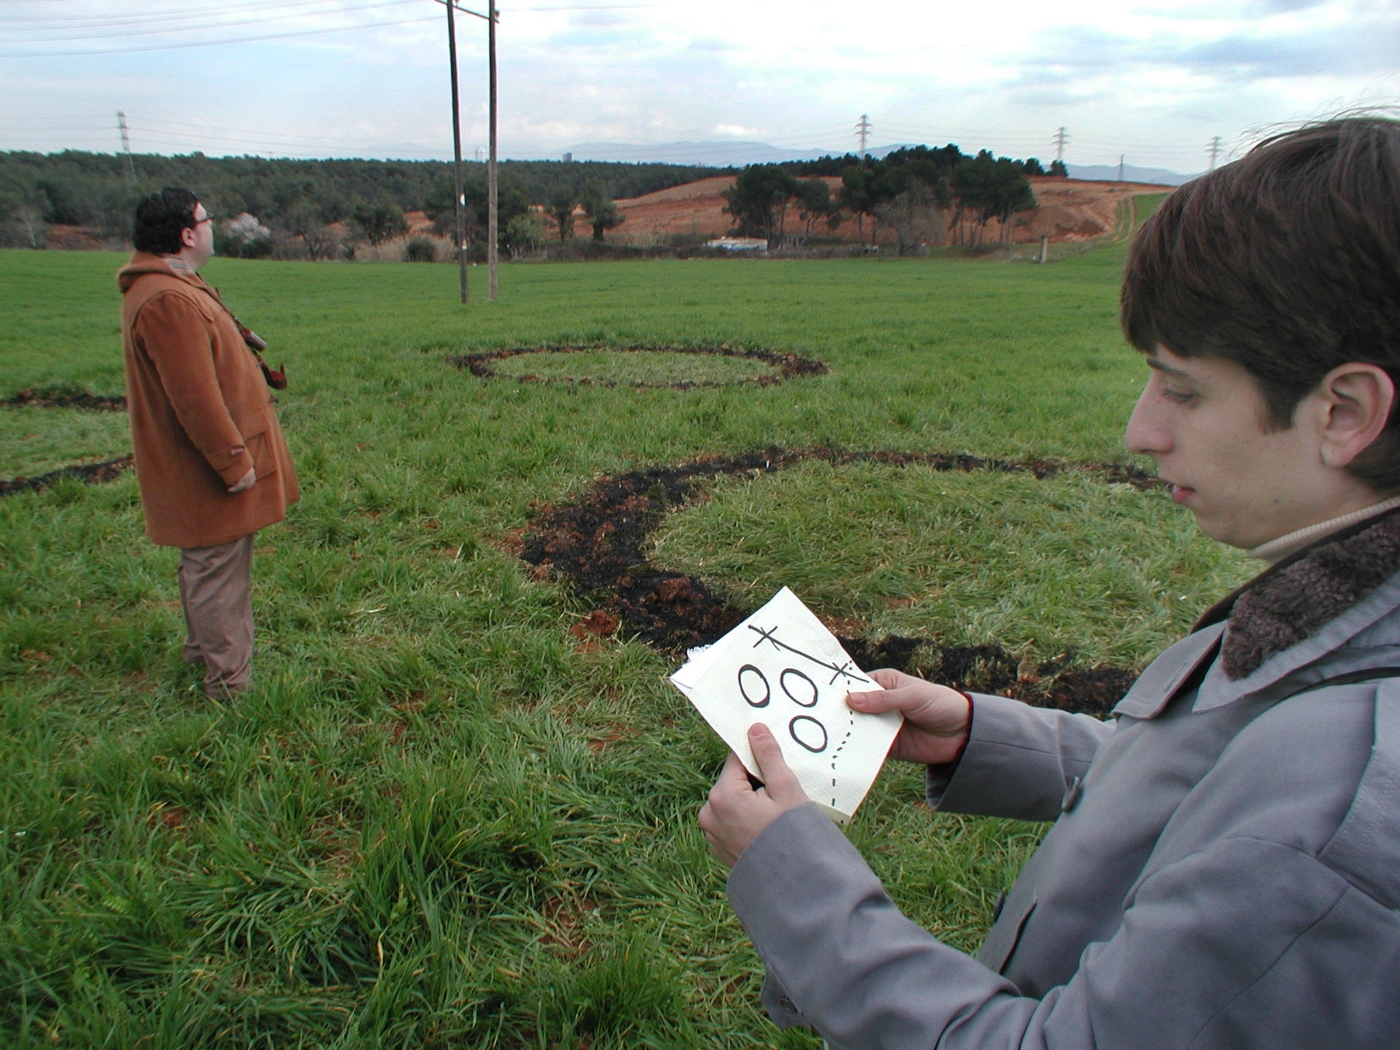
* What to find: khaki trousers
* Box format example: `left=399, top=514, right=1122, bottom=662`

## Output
left=177, top=534, right=254, bottom=697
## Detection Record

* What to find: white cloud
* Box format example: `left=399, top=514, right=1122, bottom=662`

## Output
left=0, top=0, right=1393, bottom=171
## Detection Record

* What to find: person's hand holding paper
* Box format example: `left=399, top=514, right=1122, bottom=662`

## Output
left=673, top=587, right=902, bottom=823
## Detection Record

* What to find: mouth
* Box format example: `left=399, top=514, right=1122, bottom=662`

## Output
left=1168, top=482, right=1195, bottom=505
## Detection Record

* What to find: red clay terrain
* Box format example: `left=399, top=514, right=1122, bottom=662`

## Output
left=600, top=175, right=1170, bottom=247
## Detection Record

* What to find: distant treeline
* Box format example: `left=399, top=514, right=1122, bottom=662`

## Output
left=725, top=147, right=1066, bottom=252
left=0, top=145, right=1064, bottom=257
left=0, top=150, right=730, bottom=250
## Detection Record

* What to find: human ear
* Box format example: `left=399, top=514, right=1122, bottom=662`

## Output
left=179, top=224, right=198, bottom=249
left=1317, top=363, right=1396, bottom=469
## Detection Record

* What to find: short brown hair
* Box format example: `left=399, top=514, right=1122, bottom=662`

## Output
left=1121, top=117, right=1400, bottom=490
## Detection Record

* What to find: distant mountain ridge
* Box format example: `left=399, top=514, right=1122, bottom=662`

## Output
left=563, top=140, right=940, bottom=167
left=562, top=139, right=1194, bottom=184
left=1066, top=162, right=1197, bottom=186
left=564, top=140, right=829, bottom=166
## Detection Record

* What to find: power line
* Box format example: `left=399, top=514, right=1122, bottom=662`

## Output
left=2, top=0, right=394, bottom=32
left=1, top=0, right=420, bottom=44
left=511, top=3, right=659, bottom=8
left=0, top=12, right=438, bottom=57
left=6, top=9, right=417, bottom=45
left=1207, top=135, right=1223, bottom=170
left=1053, top=126, right=1069, bottom=162
left=855, top=114, right=871, bottom=159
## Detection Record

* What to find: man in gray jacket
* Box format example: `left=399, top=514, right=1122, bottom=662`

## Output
left=699, top=117, right=1400, bottom=1048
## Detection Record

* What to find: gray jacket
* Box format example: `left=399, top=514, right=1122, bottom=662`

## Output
left=728, top=512, right=1400, bottom=1049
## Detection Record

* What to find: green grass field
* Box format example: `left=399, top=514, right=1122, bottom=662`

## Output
left=0, top=243, right=1253, bottom=1048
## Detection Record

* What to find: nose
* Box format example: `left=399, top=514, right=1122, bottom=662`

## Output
left=1124, top=379, right=1169, bottom=459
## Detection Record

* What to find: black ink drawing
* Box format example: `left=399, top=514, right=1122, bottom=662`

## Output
left=735, top=664, right=831, bottom=753
left=789, top=715, right=828, bottom=753
left=780, top=668, right=818, bottom=707
left=747, top=624, right=874, bottom=686
left=738, top=664, right=771, bottom=707
left=828, top=711, right=855, bottom=807
left=671, top=587, right=900, bottom=822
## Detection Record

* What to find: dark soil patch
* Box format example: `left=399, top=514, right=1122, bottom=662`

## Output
left=520, top=447, right=1160, bottom=717
left=0, top=454, right=134, bottom=497
left=449, top=344, right=828, bottom=389
left=3, top=389, right=127, bottom=411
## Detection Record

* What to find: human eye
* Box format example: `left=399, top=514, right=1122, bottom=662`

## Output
left=1161, top=385, right=1197, bottom=405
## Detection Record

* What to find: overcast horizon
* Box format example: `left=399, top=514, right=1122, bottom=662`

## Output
left=1, top=0, right=1395, bottom=173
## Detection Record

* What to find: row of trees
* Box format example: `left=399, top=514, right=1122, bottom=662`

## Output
left=545, top=179, right=624, bottom=242
left=723, top=146, right=1061, bottom=252
left=0, top=149, right=718, bottom=252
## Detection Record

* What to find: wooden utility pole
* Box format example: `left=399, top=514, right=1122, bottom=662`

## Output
left=434, top=0, right=493, bottom=300
left=444, top=0, right=468, bottom=302
left=487, top=0, right=499, bottom=300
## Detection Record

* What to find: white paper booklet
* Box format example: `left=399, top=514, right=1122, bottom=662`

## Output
left=670, top=587, right=902, bottom=823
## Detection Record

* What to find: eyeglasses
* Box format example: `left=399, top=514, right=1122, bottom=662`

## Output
left=194, top=215, right=214, bottom=226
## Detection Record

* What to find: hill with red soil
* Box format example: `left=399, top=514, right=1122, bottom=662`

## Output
left=600, top=175, right=1171, bottom=248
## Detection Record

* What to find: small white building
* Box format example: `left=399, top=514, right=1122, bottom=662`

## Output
left=704, top=237, right=769, bottom=252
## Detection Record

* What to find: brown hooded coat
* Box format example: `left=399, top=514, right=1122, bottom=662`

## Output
left=118, top=253, right=298, bottom=548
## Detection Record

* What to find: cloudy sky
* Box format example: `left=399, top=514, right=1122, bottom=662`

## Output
left=1, top=0, right=1395, bottom=172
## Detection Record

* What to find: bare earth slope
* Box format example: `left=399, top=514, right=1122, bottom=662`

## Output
left=609, top=175, right=1171, bottom=247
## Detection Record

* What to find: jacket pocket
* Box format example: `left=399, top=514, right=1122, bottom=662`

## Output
left=977, top=892, right=1038, bottom=975
left=234, top=410, right=278, bottom=478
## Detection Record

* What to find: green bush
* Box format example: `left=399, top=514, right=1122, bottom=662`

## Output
left=404, top=237, right=437, bottom=263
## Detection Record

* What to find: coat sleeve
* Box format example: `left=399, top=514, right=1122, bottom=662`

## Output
left=930, top=693, right=1112, bottom=822
left=728, top=804, right=1400, bottom=1050
left=132, top=290, right=249, bottom=486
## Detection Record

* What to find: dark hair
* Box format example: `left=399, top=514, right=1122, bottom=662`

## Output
left=132, top=187, right=201, bottom=255
left=1121, top=117, right=1400, bottom=490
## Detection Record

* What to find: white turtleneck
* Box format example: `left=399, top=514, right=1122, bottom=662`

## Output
left=1246, top=494, right=1400, bottom=563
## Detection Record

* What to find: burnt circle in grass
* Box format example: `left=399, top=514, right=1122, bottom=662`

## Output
left=519, top=447, right=1160, bottom=718
left=0, top=454, right=134, bottom=497
left=449, top=344, right=828, bottom=390
left=1, top=389, right=131, bottom=496
left=3, top=389, right=127, bottom=411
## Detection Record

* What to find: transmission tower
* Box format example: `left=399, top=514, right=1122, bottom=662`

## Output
left=1053, top=126, right=1069, bottom=162
left=116, top=111, right=137, bottom=187
left=856, top=114, right=872, bottom=160
left=1207, top=135, right=1223, bottom=170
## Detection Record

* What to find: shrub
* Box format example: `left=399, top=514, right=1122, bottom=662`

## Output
left=405, top=237, right=437, bottom=263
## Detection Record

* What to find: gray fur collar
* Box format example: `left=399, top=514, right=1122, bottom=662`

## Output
left=1220, top=508, right=1400, bottom=679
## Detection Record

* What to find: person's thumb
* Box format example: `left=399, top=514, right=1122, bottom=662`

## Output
left=846, top=685, right=907, bottom=714
left=747, top=723, right=807, bottom=807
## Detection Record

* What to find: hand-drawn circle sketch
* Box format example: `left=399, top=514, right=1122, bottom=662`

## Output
left=789, top=715, right=829, bottom=753
left=780, top=667, right=819, bottom=707
left=738, top=664, right=771, bottom=707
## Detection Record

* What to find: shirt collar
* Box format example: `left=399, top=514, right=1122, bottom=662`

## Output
left=1246, top=494, right=1400, bottom=563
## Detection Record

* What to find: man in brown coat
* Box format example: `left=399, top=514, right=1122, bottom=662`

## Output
left=118, top=187, right=298, bottom=698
